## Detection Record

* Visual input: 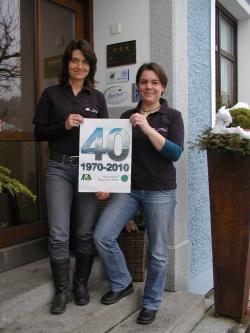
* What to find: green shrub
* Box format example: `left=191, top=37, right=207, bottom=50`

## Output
left=0, top=165, right=36, bottom=202
left=230, top=108, right=250, bottom=129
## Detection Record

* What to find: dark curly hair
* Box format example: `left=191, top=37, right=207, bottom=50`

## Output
left=59, top=39, right=97, bottom=89
left=136, top=62, right=168, bottom=89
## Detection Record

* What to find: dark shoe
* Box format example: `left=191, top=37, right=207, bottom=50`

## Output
left=101, top=282, right=134, bottom=305
left=137, top=307, right=157, bottom=325
left=50, top=259, right=71, bottom=315
left=73, top=253, right=94, bottom=306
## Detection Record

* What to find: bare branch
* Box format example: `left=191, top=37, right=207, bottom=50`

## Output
left=0, top=0, right=21, bottom=92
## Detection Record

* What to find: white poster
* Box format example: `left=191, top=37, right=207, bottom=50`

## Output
left=78, top=119, right=132, bottom=193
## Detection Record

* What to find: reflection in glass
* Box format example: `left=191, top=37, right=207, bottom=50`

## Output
left=0, top=0, right=21, bottom=131
left=0, top=141, right=39, bottom=229
left=0, top=0, right=35, bottom=132
left=41, top=0, right=75, bottom=89
left=220, top=56, right=232, bottom=105
left=220, top=17, right=233, bottom=55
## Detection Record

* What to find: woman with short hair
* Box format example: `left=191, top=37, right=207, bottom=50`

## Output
left=94, top=62, right=184, bottom=325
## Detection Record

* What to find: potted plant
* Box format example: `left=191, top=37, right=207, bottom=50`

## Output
left=195, top=102, right=250, bottom=320
left=0, top=165, right=36, bottom=226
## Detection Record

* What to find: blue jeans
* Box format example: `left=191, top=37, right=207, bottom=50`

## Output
left=46, top=160, right=98, bottom=259
left=94, top=189, right=176, bottom=310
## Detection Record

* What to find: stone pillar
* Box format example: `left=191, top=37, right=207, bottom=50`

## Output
left=150, top=0, right=189, bottom=291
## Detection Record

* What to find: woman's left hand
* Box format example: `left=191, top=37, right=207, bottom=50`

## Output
left=96, top=192, right=110, bottom=200
left=131, top=113, right=166, bottom=151
left=130, top=113, right=154, bottom=136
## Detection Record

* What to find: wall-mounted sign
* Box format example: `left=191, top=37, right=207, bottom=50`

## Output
left=104, top=86, right=128, bottom=105
left=106, top=69, right=129, bottom=84
left=107, top=40, right=136, bottom=67
left=132, top=83, right=140, bottom=103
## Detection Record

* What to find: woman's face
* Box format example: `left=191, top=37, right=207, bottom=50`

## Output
left=68, top=49, right=90, bottom=83
left=138, top=69, right=164, bottom=106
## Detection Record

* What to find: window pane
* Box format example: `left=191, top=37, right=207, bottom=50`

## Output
left=220, top=17, right=233, bottom=55
left=0, top=141, right=39, bottom=229
left=220, top=56, right=232, bottom=105
left=0, top=0, right=35, bottom=132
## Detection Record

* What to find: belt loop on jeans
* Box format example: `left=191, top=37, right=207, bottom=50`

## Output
left=49, top=151, right=79, bottom=166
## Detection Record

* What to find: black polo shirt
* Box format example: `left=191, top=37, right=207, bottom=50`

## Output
left=33, top=84, right=108, bottom=155
left=121, top=99, right=184, bottom=190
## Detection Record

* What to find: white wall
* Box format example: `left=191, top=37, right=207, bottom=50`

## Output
left=93, top=0, right=150, bottom=117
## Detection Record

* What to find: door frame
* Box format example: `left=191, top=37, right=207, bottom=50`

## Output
left=0, top=0, right=93, bottom=252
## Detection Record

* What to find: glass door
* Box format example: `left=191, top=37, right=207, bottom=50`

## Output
left=0, top=0, right=92, bottom=270
left=0, top=0, right=40, bottom=249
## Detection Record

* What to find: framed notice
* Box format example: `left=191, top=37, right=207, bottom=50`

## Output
left=78, top=119, right=132, bottom=193
left=107, top=40, right=136, bottom=67
left=44, top=55, right=62, bottom=79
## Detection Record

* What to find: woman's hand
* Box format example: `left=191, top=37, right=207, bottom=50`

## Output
left=125, top=220, right=138, bottom=233
left=131, top=113, right=166, bottom=151
left=96, top=192, right=110, bottom=200
left=65, top=114, right=84, bottom=130
left=130, top=113, right=155, bottom=136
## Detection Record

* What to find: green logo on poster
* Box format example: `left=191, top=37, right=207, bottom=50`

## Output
left=121, top=175, right=128, bottom=182
left=81, top=174, right=92, bottom=181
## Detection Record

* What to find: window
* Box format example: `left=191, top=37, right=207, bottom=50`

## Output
left=0, top=0, right=40, bottom=229
left=216, top=3, right=237, bottom=107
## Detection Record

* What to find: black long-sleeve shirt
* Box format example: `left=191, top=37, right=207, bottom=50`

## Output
left=33, top=84, right=108, bottom=155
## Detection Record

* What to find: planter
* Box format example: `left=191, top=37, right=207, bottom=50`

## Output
left=207, top=150, right=250, bottom=319
left=118, top=231, right=146, bottom=282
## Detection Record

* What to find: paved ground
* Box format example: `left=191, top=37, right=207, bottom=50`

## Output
left=191, top=293, right=250, bottom=333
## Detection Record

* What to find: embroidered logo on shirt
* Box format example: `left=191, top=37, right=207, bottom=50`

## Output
left=156, top=128, right=168, bottom=133
left=84, top=107, right=98, bottom=114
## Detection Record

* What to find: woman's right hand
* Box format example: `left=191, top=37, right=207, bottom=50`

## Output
left=65, top=113, right=84, bottom=130
left=96, top=192, right=110, bottom=200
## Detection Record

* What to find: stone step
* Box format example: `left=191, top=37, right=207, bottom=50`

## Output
left=1, top=282, right=204, bottom=333
left=0, top=279, right=143, bottom=333
left=110, top=291, right=205, bottom=333
left=0, top=258, right=205, bottom=333
left=0, top=256, right=105, bottom=329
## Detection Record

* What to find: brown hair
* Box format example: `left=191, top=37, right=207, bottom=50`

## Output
left=136, top=62, right=168, bottom=89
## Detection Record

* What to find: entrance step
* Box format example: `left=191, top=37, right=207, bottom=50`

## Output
left=109, top=291, right=205, bottom=333
left=0, top=259, right=205, bottom=333
left=0, top=256, right=105, bottom=329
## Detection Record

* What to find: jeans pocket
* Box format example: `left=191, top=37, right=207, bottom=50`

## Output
left=157, top=189, right=176, bottom=203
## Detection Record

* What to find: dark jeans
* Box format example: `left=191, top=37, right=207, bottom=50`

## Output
left=46, top=160, right=98, bottom=259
